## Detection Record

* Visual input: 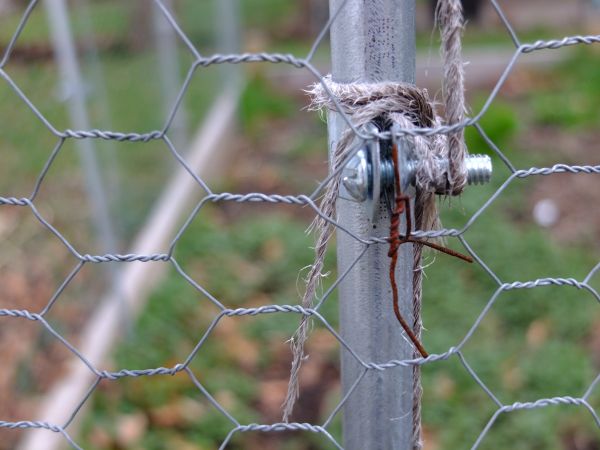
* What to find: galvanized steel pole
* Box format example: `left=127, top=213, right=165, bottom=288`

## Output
left=43, top=0, right=120, bottom=267
left=152, top=0, right=188, bottom=151
left=215, top=0, right=242, bottom=90
left=328, top=1, right=417, bottom=449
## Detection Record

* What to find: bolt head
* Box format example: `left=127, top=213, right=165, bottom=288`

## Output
left=342, top=148, right=369, bottom=202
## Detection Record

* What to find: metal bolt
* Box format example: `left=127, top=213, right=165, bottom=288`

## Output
left=342, top=151, right=493, bottom=202
left=466, top=154, right=493, bottom=185
left=342, top=148, right=369, bottom=202
left=341, top=123, right=382, bottom=220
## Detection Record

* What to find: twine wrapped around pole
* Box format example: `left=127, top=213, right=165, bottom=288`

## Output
left=438, top=0, right=467, bottom=195
left=283, top=4, right=467, bottom=449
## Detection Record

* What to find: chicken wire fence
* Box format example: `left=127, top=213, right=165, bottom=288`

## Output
left=0, top=0, right=600, bottom=449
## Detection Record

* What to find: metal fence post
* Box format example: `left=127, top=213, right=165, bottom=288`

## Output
left=152, top=0, right=188, bottom=152
left=215, top=0, right=242, bottom=93
left=328, top=1, right=417, bottom=449
left=43, top=0, right=120, bottom=259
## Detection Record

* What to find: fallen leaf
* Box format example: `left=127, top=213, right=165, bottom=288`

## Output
left=502, top=364, right=524, bottom=392
left=150, top=398, right=207, bottom=428
left=261, top=238, right=284, bottom=263
left=526, top=319, right=551, bottom=349
left=422, top=424, right=440, bottom=450
left=214, top=319, right=260, bottom=371
left=258, top=379, right=288, bottom=419
left=115, top=412, right=148, bottom=447
left=87, top=425, right=113, bottom=449
left=432, top=373, right=456, bottom=400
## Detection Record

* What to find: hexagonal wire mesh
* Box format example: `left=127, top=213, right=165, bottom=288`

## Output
left=0, top=0, right=600, bottom=449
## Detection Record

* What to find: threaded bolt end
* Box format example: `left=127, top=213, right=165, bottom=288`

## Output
left=466, top=154, right=492, bottom=185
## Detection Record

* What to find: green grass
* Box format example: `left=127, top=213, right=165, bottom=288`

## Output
left=423, top=183, right=598, bottom=449
left=76, top=162, right=599, bottom=449
left=1, top=35, right=220, bottom=246
left=1, top=1, right=599, bottom=449
left=79, top=50, right=600, bottom=449
left=0, top=2, right=127, bottom=47
left=79, top=211, right=341, bottom=449
left=530, top=48, right=600, bottom=129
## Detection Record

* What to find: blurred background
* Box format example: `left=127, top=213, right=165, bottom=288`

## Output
left=0, top=0, right=599, bottom=449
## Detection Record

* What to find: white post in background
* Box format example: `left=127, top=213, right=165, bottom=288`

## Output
left=328, top=0, right=417, bottom=449
left=73, top=0, right=122, bottom=234
left=215, top=0, right=241, bottom=89
left=44, top=0, right=121, bottom=302
left=152, top=0, right=188, bottom=152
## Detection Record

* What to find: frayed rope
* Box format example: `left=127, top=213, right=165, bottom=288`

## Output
left=282, top=6, right=467, bottom=450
